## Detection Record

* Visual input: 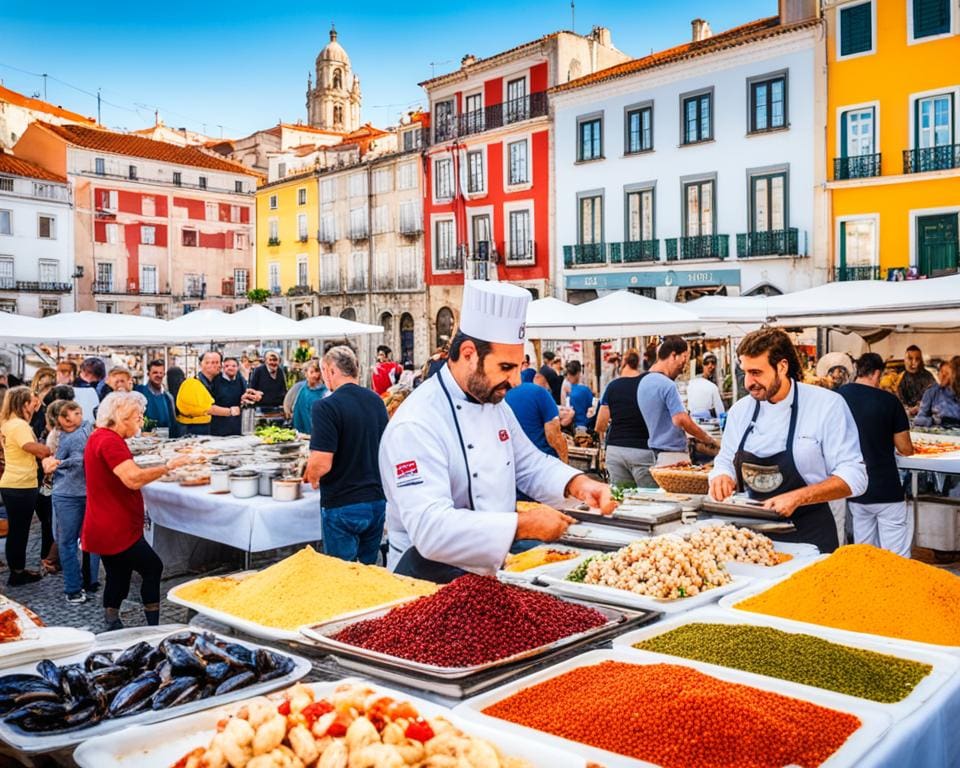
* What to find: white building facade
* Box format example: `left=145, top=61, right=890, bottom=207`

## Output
left=552, top=15, right=827, bottom=302
left=0, top=153, right=74, bottom=317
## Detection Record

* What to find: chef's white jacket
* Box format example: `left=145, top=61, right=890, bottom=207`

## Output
left=709, top=381, right=867, bottom=497
left=379, top=364, right=581, bottom=575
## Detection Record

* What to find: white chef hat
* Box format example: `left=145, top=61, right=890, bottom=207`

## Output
left=459, top=281, right=531, bottom=344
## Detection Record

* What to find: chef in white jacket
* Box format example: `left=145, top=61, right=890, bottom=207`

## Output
left=380, top=281, right=616, bottom=582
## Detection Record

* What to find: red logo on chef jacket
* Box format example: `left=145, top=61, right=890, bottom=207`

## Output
left=395, top=460, right=422, bottom=487
left=498, top=429, right=510, bottom=442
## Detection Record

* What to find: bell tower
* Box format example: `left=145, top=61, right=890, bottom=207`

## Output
left=306, top=25, right=362, bottom=132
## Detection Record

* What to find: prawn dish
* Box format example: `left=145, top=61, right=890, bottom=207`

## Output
left=174, top=682, right=532, bottom=768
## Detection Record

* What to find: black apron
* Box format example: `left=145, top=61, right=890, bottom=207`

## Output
left=211, top=375, right=246, bottom=436
left=733, top=383, right=839, bottom=554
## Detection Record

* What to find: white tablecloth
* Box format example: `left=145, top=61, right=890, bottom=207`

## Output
left=142, top=482, right=322, bottom=553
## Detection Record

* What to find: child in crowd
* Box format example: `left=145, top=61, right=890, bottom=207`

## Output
left=42, top=400, right=99, bottom=603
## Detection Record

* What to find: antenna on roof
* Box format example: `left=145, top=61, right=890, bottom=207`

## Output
left=42, top=73, right=47, bottom=101
left=429, top=60, right=452, bottom=77
left=97, top=88, right=101, bottom=126
left=571, top=0, right=575, bottom=32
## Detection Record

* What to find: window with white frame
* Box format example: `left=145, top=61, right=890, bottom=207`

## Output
left=206, top=202, right=218, bottom=221
left=236, top=232, right=248, bottom=250
left=466, top=150, right=484, bottom=193
left=268, top=218, right=279, bottom=241
left=373, top=205, right=389, bottom=234
left=297, top=187, right=307, bottom=206
left=38, top=259, right=58, bottom=284
left=348, top=172, right=367, bottom=197
left=397, top=246, right=419, bottom=290
left=184, top=273, right=203, bottom=297
left=911, top=0, right=952, bottom=40
left=268, top=263, right=280, bottom=293
left=840, top=218, right=877, bottom=270
left=625, top=105, right=653, bottom=153
left=838, top=1, right=874, bottom=58
left=398, top=162, right=416, bottom=190
left=297, top=214, right=308, bottom=240
left=140, top=265, right=157, bottom=294
left=842, top=106, right=876, bottom=156
left=269, top=194, right=278, bottom=210
left=464, top=93, right=483, bottom=133
left=39, top=298, right=58, bottom=317
left=141, top=225, right=156, bottom=245
left=374, top=249, right=391, bottom=290
left=38, top=215, right=55, bottom=239
left=578, top=116, right=603, bottom=161
left=0, top=177, right=12, bottom=193
left=348, top=251, right=367, bottom=291
left=373, top=168, right=392, bottom=194
left=683, top=179, right=715, bottom=236
left=915, top=92, right=954, bottom=149
left=0, top=257, right=13, bottom=289
left=320, top=211, right=336, bottom=242
left=399, top=201, right=420, bottom=234
left=182, top=229, right=198, bottom=247
left=506, top=77, right=528, bottom=123
left=508, top=140, right=529, bottom=185
left=626, top=188, right=655, bottom=241
left=434, top=158, right=453, bottom=200
left=106, top=223, right=119, bottom=244
left=297, top=255, right=309, bottom=286
left=142, top=196, right=156, bottom=217
left=96, top=262, right=114, bottom=291
left=230, top=205, right=240, bottom=223
left=508, top=209, right=532, bottom=262
left=233, top=268, right=248, bottom=295
left=0, top=210, right=11, bottom=235
left=94, top=157, right=105, bottom=176
left=320, top=252, right=339, bottom=292
left=434, top=219, right=458, bottom=271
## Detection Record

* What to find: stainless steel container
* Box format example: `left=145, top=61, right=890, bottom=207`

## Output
left=209, top=469, right=231, bottom=493
left=258, top=467, right=282, bottom=496
left=240, top=406, right=257, bottom=436
left=271, top=478, right=303, bottom=502
left=228, top=469, right=259, bottom=499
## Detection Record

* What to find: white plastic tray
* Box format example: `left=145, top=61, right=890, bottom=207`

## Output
left=167, top=570, right=424, bottom=642
left=0, top=625, right=310, bottom=753
left=559, top=523, right=644, bottom=549
left=73, top=678, right=587, bottom=768
left=0, top=627, right=95, bottom=671
left=496, top=546, right=599, bottom=585
left=536, top=559, right=749, bottom=614
left=455, top=648, right=892, bottom=768
left=719, top=578, right=960, bottom=656
left=611, top=606, right=959, bottom=722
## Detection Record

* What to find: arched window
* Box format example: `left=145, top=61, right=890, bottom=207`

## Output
left=436, top=307, right=454, bottom=348
left=400, top=312, right=415, bottom=365
left=333, top=68, right=343, bottom=89
left=379, top=311, right=393, bottom=350
left=333, top=105, right=343, bottom=125
left=340, top=307, right=356, bottom=321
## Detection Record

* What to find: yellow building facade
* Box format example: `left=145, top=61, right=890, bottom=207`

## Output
left=255, top=171, right=320, bottom=298
left=826, top=0, right=960, bottom=280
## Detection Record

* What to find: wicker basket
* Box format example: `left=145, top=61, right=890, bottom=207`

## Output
left=649, top=463, right=711, bottom=494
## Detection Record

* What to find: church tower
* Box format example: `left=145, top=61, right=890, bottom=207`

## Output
left=306, top=26, right=361, bottom=132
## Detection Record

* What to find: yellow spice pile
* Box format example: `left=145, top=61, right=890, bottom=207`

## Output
left=173, top=546, right=436, bottom=629
left=736, top=544, right=960, bottom=646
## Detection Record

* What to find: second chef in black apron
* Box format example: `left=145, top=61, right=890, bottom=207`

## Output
left=709, top=329, right=867, bottom=553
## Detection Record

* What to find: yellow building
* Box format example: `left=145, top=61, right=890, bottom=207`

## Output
left=826, top=0, right=960, bottom=280
left=255, top=170, right=319, bottom=304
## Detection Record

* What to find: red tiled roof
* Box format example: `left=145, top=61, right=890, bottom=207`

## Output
left=33, top=122, right=261, bottom=177
left=0, top=84, right=96, bottom=125
left=0, top=149, right=67, bottom=183
left=552, top=16, right=820, bottom=93
left=279, top=122, right=346, bottom=136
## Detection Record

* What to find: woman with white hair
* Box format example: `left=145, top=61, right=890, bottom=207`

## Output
left=82, top=391, right=193, bottom=630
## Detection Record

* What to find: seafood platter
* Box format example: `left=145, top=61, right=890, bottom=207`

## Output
left=0, top=598, right=94, bottom=669
left=0, top=625, right=309, bottom=752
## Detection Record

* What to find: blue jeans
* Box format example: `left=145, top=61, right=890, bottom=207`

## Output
left=321, top=500, right=385, bottom=565
left=53, top=494, right=100, bottom=595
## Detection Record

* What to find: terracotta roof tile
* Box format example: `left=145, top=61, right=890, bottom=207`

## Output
left=0, top=84, right=96, bottom=125
left=0, top=149, right=67, bottom=183
left=34, top=122, right=261, bottom=177
left=552, top=17, right=819, bottom=94
left=279, top=122, right=346, bottom=136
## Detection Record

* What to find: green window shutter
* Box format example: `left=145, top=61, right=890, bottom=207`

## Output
left=840, top=222, right=847, bottom=269
left=840, top=3, right=873, bottom=56
left=840, top=112, right=848, bottom=157
left=913, top=0, right=950, bottom=38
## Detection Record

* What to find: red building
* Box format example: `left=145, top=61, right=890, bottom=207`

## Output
left=420, top=28, right=628, bottom=342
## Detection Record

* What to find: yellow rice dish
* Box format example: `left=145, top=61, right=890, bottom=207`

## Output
left=172, top=546, right=437, bottom=630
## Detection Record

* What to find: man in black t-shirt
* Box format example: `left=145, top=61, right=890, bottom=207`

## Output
left=539, top=350, right=563, bottom=404
left=595, top=350, right=654, bottom=488
left=249, top=351, right=288, bottom=412
left=839, top=353, right=915, bottom=557
left=305, top=345, right=389, bottom=564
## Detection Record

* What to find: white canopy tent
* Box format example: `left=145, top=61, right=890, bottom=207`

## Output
left=0, top=312, right=61, bottom=344
left=167, top=305, right=305, bottom=343
left=35, top=311, right=173, bottom=345
left=295, top=315, right=384, bottom=338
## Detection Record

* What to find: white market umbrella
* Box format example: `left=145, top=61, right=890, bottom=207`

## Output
left=35, top=311, right=173, bottom=345
left=296, top=315, right=384, bottom=338
left=0, top=312, right=55, bottom=343
left=168, top=305, right=305, bottom=342
left=525, top=297, right=577, bottom=333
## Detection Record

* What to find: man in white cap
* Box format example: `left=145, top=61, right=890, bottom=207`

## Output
left=379, top=281, right=616, bottom=582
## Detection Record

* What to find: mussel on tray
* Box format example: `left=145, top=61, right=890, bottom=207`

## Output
left=0, top=631, right=295, bottom=734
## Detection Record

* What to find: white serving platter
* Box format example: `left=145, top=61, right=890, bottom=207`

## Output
left=0, top=627, right=95, bottom=671
left=0, top=625, right=310, bottom=753
left=167, top=570, right=427, bottom=642
left=535, top=559, right=749, bottom=614
left=719, top=577, right=960, bottom=656
left=496, top=546, right=599, bottom=585
left=73, top=678, right=587, bottom=768
left=611, top=605, right=959, bottom=722
left=455, top=648, right=892, bottom=768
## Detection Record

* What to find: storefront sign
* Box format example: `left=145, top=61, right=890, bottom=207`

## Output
left=565, top=269, right=741, bottom=290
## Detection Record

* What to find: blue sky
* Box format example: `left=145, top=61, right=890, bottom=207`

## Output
left=1, top=0, right=775, bottom=139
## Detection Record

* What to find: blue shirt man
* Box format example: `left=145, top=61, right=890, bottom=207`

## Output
left=561, top=360, right=594, bottom=428
left=505, top=380, right=561, bottom=457
left=134, top=360, right=180, bottom=437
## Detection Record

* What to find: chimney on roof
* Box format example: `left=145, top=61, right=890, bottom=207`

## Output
left=590, top=26, right=612, bottom=47
left=691, top=18, right=713, bottom=42
left=778, top=0, right=819, bottom=24
left=461, top=54, right=477, bottom=68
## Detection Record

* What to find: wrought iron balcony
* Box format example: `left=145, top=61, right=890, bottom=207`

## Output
left=834, top=266, right=881, bottom=281
left=0, top=277, right=13, bottom=290
left=269, top=286, right=282, bottom=296
left=834, top=153, right=881, bottom=180
left=437, top=92, right=549, bottom=142
left=665, top=235, right=729, bottom=261
left=267, top=237, right=281, bottom=246
left=903, top=144, right=960, bottom=174
left=505, top=241, right=535, bottom=263
left=613, top=240, right=659, bottom=263
left=736, top=228, right=800, bottom=258
left=563, top=243, right=608, bottom=267
left=92, top=281, right=115, bottom=294
left=349, top=226, right=368, bottom=241
left=435, top=247, right=464, bottom=272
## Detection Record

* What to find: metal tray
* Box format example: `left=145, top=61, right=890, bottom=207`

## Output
left=299, top=597, right=631, bottom=680
left=568, top=501, right=682, bottom=530
left=700, top=496, right=791, bottom=521
left=559, top=523, right=645, bottom=551
left=0, top=624, right=310, bottom=753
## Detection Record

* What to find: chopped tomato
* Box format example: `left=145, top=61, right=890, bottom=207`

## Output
left=277, top=700, right=291, bottom=716
left=301, top=700, right=334, bottom=726
left=405, top=719, right=435, bottom=742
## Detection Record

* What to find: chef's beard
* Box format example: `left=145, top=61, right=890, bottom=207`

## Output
left=748, top=371, right=783, bottom=402
left=467, top=359, right=512, bottom=404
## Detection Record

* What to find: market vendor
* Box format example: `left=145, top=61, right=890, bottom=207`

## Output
left=176, top=351, right=243, bottom=436
left=898, top=344, right=936, bottom=417
left=708, top=328, right=867, bottom=553
left=379, top=280, right=616, bottom=583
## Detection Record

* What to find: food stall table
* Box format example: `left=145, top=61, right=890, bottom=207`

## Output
left=142, top=482, right=322, bottom=569
left=897, top=439, right=960, bottom=553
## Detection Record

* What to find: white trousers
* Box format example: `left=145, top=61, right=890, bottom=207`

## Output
left=848, top=500, right=913, bottom=558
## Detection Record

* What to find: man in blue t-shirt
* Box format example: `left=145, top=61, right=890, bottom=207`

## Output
left=505, top=375, right=569, bottom=462
left=305, top=346, right=389, bottom=564
left=562, top=360, right=594, bottom=429
left=637, top=336, right=718, bottom=465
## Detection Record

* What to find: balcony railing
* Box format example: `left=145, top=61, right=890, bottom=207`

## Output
left=834, top=153, right=882, bottom=180
left=439, top=92, right=549, bottom=142
left=904, top=144, right=960, bottom=174
left=93, top=282, right=173, bottom=296
left=0, top=277, right=13, bottom=289
left=267, top=237, right=280, bottom=246
left=563, top=243, right=607, bottom=267
left=435, top=248, right=464, bottom=272
left=466, top=257, right=494, bottom=281
left=736, top=228, right=800, bottom=258
left=614, top=240, right=659, bottom=263
left=349, top=226, right=368, bottom=241
left=93, top=281, right=115, bottom=294
left=506, top=241, right=536, bottom=263
left=665, top=235, right=729, bottom=261
left=317, top=228, right=336, bottom=244
left=0, top=280, right=68, bottom=292
left=834, top=265, right=882, bottom=281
